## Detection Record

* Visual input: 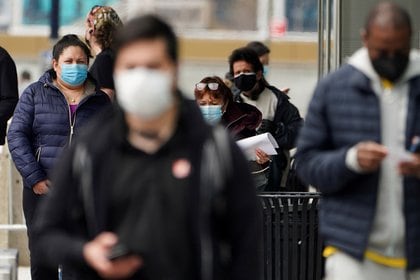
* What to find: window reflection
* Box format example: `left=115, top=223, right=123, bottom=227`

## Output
left=17, top=0, right=317, bottom=34
left=22, top=0, right=117, bottom=25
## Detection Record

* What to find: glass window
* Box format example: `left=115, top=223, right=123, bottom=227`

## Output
left=286, top=0, right=317, bottom=32
left=22, top=0, right=117, bottom=25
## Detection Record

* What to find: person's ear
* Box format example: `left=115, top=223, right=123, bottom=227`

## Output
left=52, top=59, right=59, bottom=72
left=360, top=28, right=368, bottom=47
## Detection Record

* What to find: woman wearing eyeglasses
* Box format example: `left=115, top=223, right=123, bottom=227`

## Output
left=194, top=75, right=271, bottom=189
left=85, top=5, right=122, bottom=101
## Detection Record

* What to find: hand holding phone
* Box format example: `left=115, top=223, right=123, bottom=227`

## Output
left=107, top=243, right=132, bottom=261
left=84, top=232, right=142, bottom=278
left=410, top=136, right=420, bottom=153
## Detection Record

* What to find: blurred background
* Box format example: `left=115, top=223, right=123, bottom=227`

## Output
left=1, top=2, right=319, bottom=274
left=2, top=0, right=420, bottom=276
left=0, top=0, right=319, bottom=116
left=2, top=0, right=420, bottom=128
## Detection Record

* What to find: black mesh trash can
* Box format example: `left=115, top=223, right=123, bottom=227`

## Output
left=259, top=192, right=323, bottom=280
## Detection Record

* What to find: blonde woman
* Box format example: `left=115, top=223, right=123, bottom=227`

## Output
left=85, top=5, right=123, bottom=100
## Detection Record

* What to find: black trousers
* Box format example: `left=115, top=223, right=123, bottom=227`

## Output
left=23, top=187, right=58, bottom=280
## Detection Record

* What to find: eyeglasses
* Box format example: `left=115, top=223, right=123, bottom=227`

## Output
left=195, top=82, right=219, bottom=91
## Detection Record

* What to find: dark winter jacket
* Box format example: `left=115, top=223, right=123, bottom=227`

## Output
left=7, top=70, right=110, bottom=189
left=33, top=96, right=261, bottom=279
left=236, top=85, right=303, bottom=190
left=236, top=85, right=303, bottom=149
left=222, top=101, right=262, bottom=140
left=295, top=58, right=420, bottom=270
left=89, top=48, right=115, bottom=90
left=0, top=47, right=18, bottom=145
left=222, top=101, right=267, bottom=188
left=266, top=86, right=303, bottom=150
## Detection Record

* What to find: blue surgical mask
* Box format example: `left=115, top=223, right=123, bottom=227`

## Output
left=200, top=105, right=223, bottom=125
left=60, top=64, right=88, bottom=86
left=263, top=65, right=269, bottom=76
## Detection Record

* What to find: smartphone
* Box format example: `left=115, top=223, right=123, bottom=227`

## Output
left=410, top=136, right=420, bottom=153
left=107, top=243, right=132, bottom=261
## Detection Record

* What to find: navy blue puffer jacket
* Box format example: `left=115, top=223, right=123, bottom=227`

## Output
left=296, top=63, right=420, bottom=270
left=7, top=71, right=110, bottom=189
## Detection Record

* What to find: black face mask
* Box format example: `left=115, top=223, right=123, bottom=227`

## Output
left=234, top=73, right=257, bottom=92
left=371, top=52, right=409, bottom=82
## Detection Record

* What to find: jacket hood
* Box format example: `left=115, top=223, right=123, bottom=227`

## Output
left=38, top=70, right=55, bottom=85
left=348, top=47, right=420, bottom=84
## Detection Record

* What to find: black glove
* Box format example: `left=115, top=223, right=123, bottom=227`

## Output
left=257, top=119, right=283, bottom=136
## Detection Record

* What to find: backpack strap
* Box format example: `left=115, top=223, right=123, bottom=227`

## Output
left=72, top=143, right=98, bottom=238
left=199, top=124, right=232, bottom=280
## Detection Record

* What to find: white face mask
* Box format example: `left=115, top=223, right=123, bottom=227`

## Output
left=114, top=67, right=173, bottom=119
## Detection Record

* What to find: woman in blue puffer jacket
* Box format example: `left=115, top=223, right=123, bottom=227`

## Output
left=7, top=34, right=110, bottom=280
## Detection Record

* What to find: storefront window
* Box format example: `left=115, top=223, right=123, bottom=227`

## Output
left=22, top=0, right=117, bottom=25
left=286, top=0, right=317, bottom=32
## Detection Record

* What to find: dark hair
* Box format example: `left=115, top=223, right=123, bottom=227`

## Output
left=52, top=34, right=92, bottom=62
left=114, top=14, right=178, bottom=63
left=364, top=2, right=412, bottom=35
left=228, top=47, right=263, bottom=75
left=21, top=70, right=31, bottom=80
left=194, top=76, right=233, bottom=105
left=50, top=34, right=92, bottom=79
left=246, top=41, right=270, bottom=56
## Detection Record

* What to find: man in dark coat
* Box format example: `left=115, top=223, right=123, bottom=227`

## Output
left=296, top=2, right=420, bottom=279
left=34, top=14, right=261, bottom=280
left=0, top=46, right=18, bottom=145
left=229, top=47, right=303, bottom=191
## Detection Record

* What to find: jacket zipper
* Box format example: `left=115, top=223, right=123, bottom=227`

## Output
left=35, top=147, right=42, bottom=162
left=68, top=106, right=77, bottom=145
left=73, top=144, right=98, bottom=237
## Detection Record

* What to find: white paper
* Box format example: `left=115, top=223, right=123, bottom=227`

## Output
left=236, top=132, right=278, bottom=160
left=387, top=146, right=413, bottom=164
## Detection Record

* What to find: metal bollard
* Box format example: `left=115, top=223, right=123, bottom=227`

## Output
left=0, top=249, right=18, bottom=280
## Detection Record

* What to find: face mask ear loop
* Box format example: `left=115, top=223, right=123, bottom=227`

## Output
left=222, top=100, right=228, bottom=114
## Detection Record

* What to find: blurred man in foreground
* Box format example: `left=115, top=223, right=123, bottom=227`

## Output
left=34, top=14, right=260, bottom=280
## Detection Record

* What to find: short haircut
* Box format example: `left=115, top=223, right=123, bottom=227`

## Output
left=194, top=76, right=233, bottom=104
left=364, top=2, right=412, bottom=35
left=228, top=47, right=263, bottom=75
left=246, top=41, right=270, bottom=57
left=114, top=14, right=178, bottom=63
